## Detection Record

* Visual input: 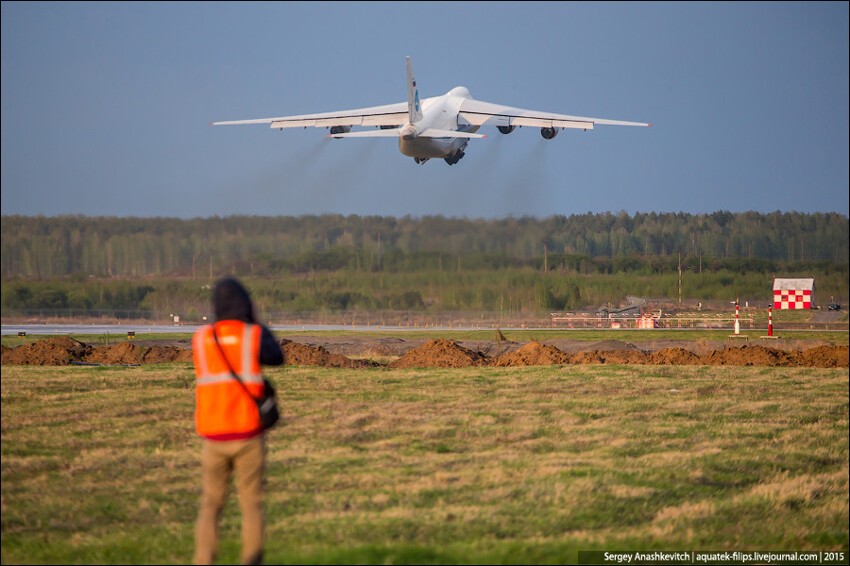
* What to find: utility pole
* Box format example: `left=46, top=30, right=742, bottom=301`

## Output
left=678, top=252, right=682, bottom=304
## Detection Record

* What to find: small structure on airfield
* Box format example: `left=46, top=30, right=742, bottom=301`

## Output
left=597, top=296, right=646, bottom=318
left=637, top=314, right=659, bottom=329
left=773, top=278, right=815, bottom=310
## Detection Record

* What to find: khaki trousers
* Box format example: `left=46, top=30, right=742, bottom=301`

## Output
left=194, top=435, right=266, bottom=565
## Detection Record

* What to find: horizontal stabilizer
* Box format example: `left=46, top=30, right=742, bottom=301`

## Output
left=327, top=129, right=401, bottom=138
left=418, top=129, right=486, bottom=139
left=328, top=128, right=486, bottom=139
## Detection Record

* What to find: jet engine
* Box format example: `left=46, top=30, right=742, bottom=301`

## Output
left=497, top=125, right=516, bottom=135
left=329, top=125, right=351, bottom=138
left=540, top=127, right=559, bottom=140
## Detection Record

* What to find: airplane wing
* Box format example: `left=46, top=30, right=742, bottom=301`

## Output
left=212, top=102, right=409, bottom=129
left=457, top=99, right=651, bottom=130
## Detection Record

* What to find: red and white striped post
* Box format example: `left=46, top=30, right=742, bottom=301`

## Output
left=767, top=305, right=773, bottom=337
left=733, top=298, right=740, bottom=335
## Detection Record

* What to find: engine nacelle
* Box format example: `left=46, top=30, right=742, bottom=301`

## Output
left=329, top=125, right=351, bottom=138
left=497, top=125, right=516, bottom=135
left=540, top=127, right=559, bottom=140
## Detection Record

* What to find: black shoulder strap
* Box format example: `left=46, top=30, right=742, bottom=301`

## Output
left=211, top=324, right=257, bottom=400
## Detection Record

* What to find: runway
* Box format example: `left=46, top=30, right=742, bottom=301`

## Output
left=1, top=323, right=465, bottom=336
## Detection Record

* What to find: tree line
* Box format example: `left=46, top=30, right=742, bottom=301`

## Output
left=2, top=211, right=848, bottom=279
left=1, top=212, right=847, bottom=318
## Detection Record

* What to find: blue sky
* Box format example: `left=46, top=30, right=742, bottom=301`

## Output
left=2, top=1, right=848, bottom=219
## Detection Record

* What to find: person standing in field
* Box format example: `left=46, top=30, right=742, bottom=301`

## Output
left=192, top=277, right=284, bottom=565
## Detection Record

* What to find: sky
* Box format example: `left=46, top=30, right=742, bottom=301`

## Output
left=1, top=1, right=848, bottom=219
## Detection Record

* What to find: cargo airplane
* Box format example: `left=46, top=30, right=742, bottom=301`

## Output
left=213, top=57, right=650, bottom=165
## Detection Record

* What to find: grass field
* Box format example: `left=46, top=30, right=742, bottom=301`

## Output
left=1, top=362, right=848, bottom=564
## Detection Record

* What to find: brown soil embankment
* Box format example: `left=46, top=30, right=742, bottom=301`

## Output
left=2, top=336, right=847, bottom=369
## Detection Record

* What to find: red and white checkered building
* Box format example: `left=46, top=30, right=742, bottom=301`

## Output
left=773, top=278, right=815, bottom=310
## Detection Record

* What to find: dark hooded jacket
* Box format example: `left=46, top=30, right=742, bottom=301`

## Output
left=212, top=277, right=283, bottom=366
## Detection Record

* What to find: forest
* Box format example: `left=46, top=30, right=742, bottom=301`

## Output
left=1, top=212, right=848, bottom=320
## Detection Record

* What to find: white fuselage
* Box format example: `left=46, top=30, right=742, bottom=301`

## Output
left=398, top=87, right=480, bottom=159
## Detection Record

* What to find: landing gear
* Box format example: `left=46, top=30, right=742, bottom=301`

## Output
left=444, top=149, right=465, bottom=165
left=413, top=157, right=430, bottom=165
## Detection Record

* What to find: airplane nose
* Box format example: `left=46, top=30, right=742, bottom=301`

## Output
left=400, top=125, right=417, bottom=140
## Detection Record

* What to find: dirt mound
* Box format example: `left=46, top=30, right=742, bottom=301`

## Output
left=796, top=345, right=849, bottom=368
left=143, top=345, right=193, bottom=364
left=281, top=339, right=378, bottom=368
left=567, top=350, right=607, bottom=364
left=492, top=341, right=571, bottom=366
left=691, top=339, right=724, bottom=357
left=649, top=348, right=702, bottom=365
left=600, top=349, right=651, bottom=365
left=389, top=339, right=489, bottom=368
left=1, top=336, right=92, bottom=365
left=85, top=342, right=146, bottom=365
left=701, top=345, right=797, bottom=367
left=2, top=337, right=847, bottom=369
left=81, top=343, right=192, bottom=365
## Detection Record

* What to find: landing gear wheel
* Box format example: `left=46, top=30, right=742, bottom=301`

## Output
left=444, top=150, right=465, bottom=165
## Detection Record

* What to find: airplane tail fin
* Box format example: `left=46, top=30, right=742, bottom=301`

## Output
left=406, top=56, right=423, bottom=124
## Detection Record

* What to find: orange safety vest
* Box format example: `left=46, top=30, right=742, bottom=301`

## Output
left=193, top=321, right=265, bottom=440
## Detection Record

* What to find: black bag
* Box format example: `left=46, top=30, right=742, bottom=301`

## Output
left=212, top=327, right=281, bottom=431
left=256, top=378, right=280, bottom=430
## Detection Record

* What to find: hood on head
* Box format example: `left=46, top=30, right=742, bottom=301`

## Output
left=212, top=277, right=255, bottom=323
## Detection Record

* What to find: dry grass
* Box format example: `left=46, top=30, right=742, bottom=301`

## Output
left=1, top=362, right=847, bottom=564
